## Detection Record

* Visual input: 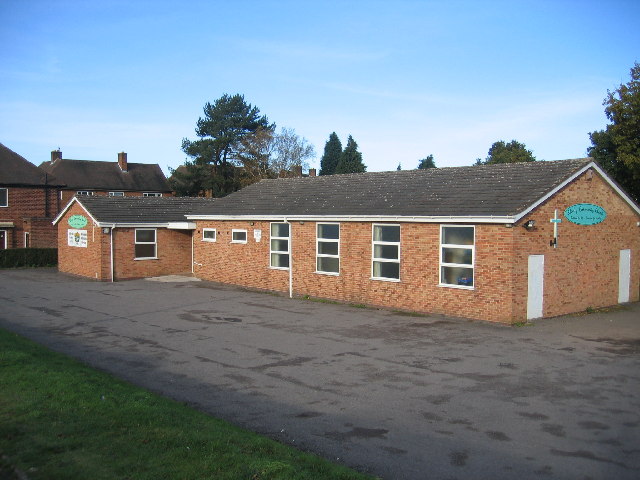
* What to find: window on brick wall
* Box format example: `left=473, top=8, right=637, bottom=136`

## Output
left=316, top=223, right=339, bottom=274
left=109, top=191, right=124, bottom=197
left=143, top=192, right=162, bottom=197
left=135, top=229, right=157, bottom=259
left=231, top=229, right=247, bottom=244
left=440, top=225, right=474, bottom=288
left=372, top=224, right=400, bottom=281
left=0, top=188, right=7, bottom=207
left=77, top=191, right=94, bottom=196
left=202, top=228, right=216, bottom=242
left=270, top=222, right=290, bottom=269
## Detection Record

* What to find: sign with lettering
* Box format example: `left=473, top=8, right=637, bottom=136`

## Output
left=68, top=214, right=88, bottom=228
left=564, top=203, right=606, bottom=225
left=67, top=229, right=88, bottom=248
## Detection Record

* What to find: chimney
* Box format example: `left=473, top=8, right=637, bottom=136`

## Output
left=118, top=152, right=128, bottom=172
left=308, top=168, right=317, bottom=177
left=293, top=165, right=303, bottom=177
left=51, top=149, right=62, bottom=163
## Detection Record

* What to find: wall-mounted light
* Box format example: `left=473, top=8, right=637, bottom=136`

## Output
left=299, top=221, right=305, bottom=225
left=523, top=219, right=536, bottom=230
left=249, top=222, right=255, bottom=226
left=504, top=224, right=513, bottom=228
left=102, top=227, right=111, bottom=234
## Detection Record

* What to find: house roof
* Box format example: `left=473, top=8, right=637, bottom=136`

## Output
left=187, top=158, right=613, bottom=223
left=53, top=196, right=216, bottom=227
left=0, top=143, right=63, bottom=186
left=39, top=158, right=171, bottom=192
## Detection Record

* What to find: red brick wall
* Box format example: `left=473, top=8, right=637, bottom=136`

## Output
left=57, top=202, right=192, bottom=281
left=0, top=186, right=60, bottom=248
left=511, top=170, right=640, bottom=319
left=57, top=202, right=109, bottom=279
left=112, top=227, right=192, bottom=280
left=193, top=169, right=639, bottom=323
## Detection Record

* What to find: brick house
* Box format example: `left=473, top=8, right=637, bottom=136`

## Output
left=40, top=150, right=173, bottom=205
left=53, top=196, right=213, bottom=280
left=185, top=159, right=640, bottom=323
left=0, top=143, right=64, bottom=248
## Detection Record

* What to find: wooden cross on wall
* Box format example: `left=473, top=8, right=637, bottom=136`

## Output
left=550, top=209, right=562, bottom=248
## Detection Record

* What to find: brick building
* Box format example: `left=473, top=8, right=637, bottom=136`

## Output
left=55, top=159, right=639, bottom=323
left=53, top=196, right=213, bottom=281
left=186, top=159, right=640, bottom=323
left=0, top=143, right=64, bottom=248
left=40, top=150, right=172, bottom=204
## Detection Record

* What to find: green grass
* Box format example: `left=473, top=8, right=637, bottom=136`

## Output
left=0, top=328, right=376, bottom=480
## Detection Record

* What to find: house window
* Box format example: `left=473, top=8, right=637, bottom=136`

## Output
left=231, top=229, right=247, bottom=244
left=202, top=228, right=216, bottom=242
left=372, top=224, right=400, bottom=281
left=0, top=188, right=7, bottom=207
left=270, top=222, right=290, bottom=269
left=135, top=229, right=157, bottom=259
left=440, top=225, right=474, bottom=288
left=143, top=192, right=162, bottom=197
left=77, top=191, right=94, bottom=196
left=316, top=223, right=339, bottom=274
left=109, top=191, right=124, bottom=197
left=24, top=232, right=30, bottom=248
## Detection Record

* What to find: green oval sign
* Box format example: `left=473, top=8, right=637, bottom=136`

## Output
left=68, top=214, right=88, bottom=228
left=564, top=203, right=606, bottom=225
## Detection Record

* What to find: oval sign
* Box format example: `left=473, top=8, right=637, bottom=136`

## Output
left=68, top=214, right=88, bottom=228
left=564, top=203, right=606, bottom=226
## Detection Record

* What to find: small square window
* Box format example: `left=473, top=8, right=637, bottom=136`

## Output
left=202, top=228, right=216, bottom=242
left=231, top=229, right=247, bottom=243
left=135, top=229, right=157, bottom=259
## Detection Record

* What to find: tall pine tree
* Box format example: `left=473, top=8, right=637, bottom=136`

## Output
left=319, top=132, right=342, bottom=175
left=335, top=135, right=366, bottom=174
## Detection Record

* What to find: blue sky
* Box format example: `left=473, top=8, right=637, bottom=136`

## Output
left=1, top=0, right=638, bottom=175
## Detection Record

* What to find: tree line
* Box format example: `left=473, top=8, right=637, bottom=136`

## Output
left=173, top=63, right=639, bottom=202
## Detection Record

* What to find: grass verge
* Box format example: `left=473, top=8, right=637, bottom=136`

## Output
left=0, top=328, right=375, bottom=480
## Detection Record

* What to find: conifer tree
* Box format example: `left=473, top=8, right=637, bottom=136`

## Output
left=319, top=132, right=342, bottom=175
left=335, top=135, right=366, bottom=174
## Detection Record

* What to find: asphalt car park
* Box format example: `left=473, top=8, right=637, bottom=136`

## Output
left=1, top=268, right=639, bottom=479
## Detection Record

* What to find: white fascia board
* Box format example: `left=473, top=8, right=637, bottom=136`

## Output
left=105, top=223, right=172, bottom=228
left=513, top=161, right=640, bottom=222
left=52, top=197, right=100, bottom=227
left=167, top=222, right=197, bottom=230
left=187, top=214, right=515, bottom=224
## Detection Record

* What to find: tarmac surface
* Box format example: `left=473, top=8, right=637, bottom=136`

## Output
left=1, top=267, right=639, bottom=480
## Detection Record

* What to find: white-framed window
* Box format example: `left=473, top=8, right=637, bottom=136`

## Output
left=202, top=228, right=216, bottom=242
left=109, top=191, right=124, bottom=197
left=372, top=224, right=400, bottom=281
left=143, top=192, right=162, bottom=197
left=231, top=229, right=247, bottom=244
left=0, top=230, right=7, bottom=249
left=24, top=232, right=30, bottom=248
left=0, top=188, right=7, bottom=207
left=77, top=191, right=94, bottom=196
left=316, top=223, right=339, bottom=274
left=440, top=225, right=474, bottom=288
left=270, top=222, right=290, bottom=269
left=135, top=228, right=157, bottom=259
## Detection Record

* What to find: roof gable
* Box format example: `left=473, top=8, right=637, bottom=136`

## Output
left=188, top=159, right=610, bottom=221
left=0, top=143, right=62, bottom=186
left=40, top=158, right=171, bottom=192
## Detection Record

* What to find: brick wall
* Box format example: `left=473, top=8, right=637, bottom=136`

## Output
left=112, top=227, right=192, bottom=280
left=57, top=202, right=108, bottom=279
left=511, top=169, right=640, bottom=319
left=193, top=169, right=639, bottom=323
left=0, top=186, right=60, bottom=248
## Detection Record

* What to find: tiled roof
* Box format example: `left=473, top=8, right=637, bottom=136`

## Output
left=0, top=143, right=63, bottom=186
left=188, top=159, right=593, bottom=219
left=65, top=196, right=215, bottom=225
left=40, top=158, right=171, bottom=192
